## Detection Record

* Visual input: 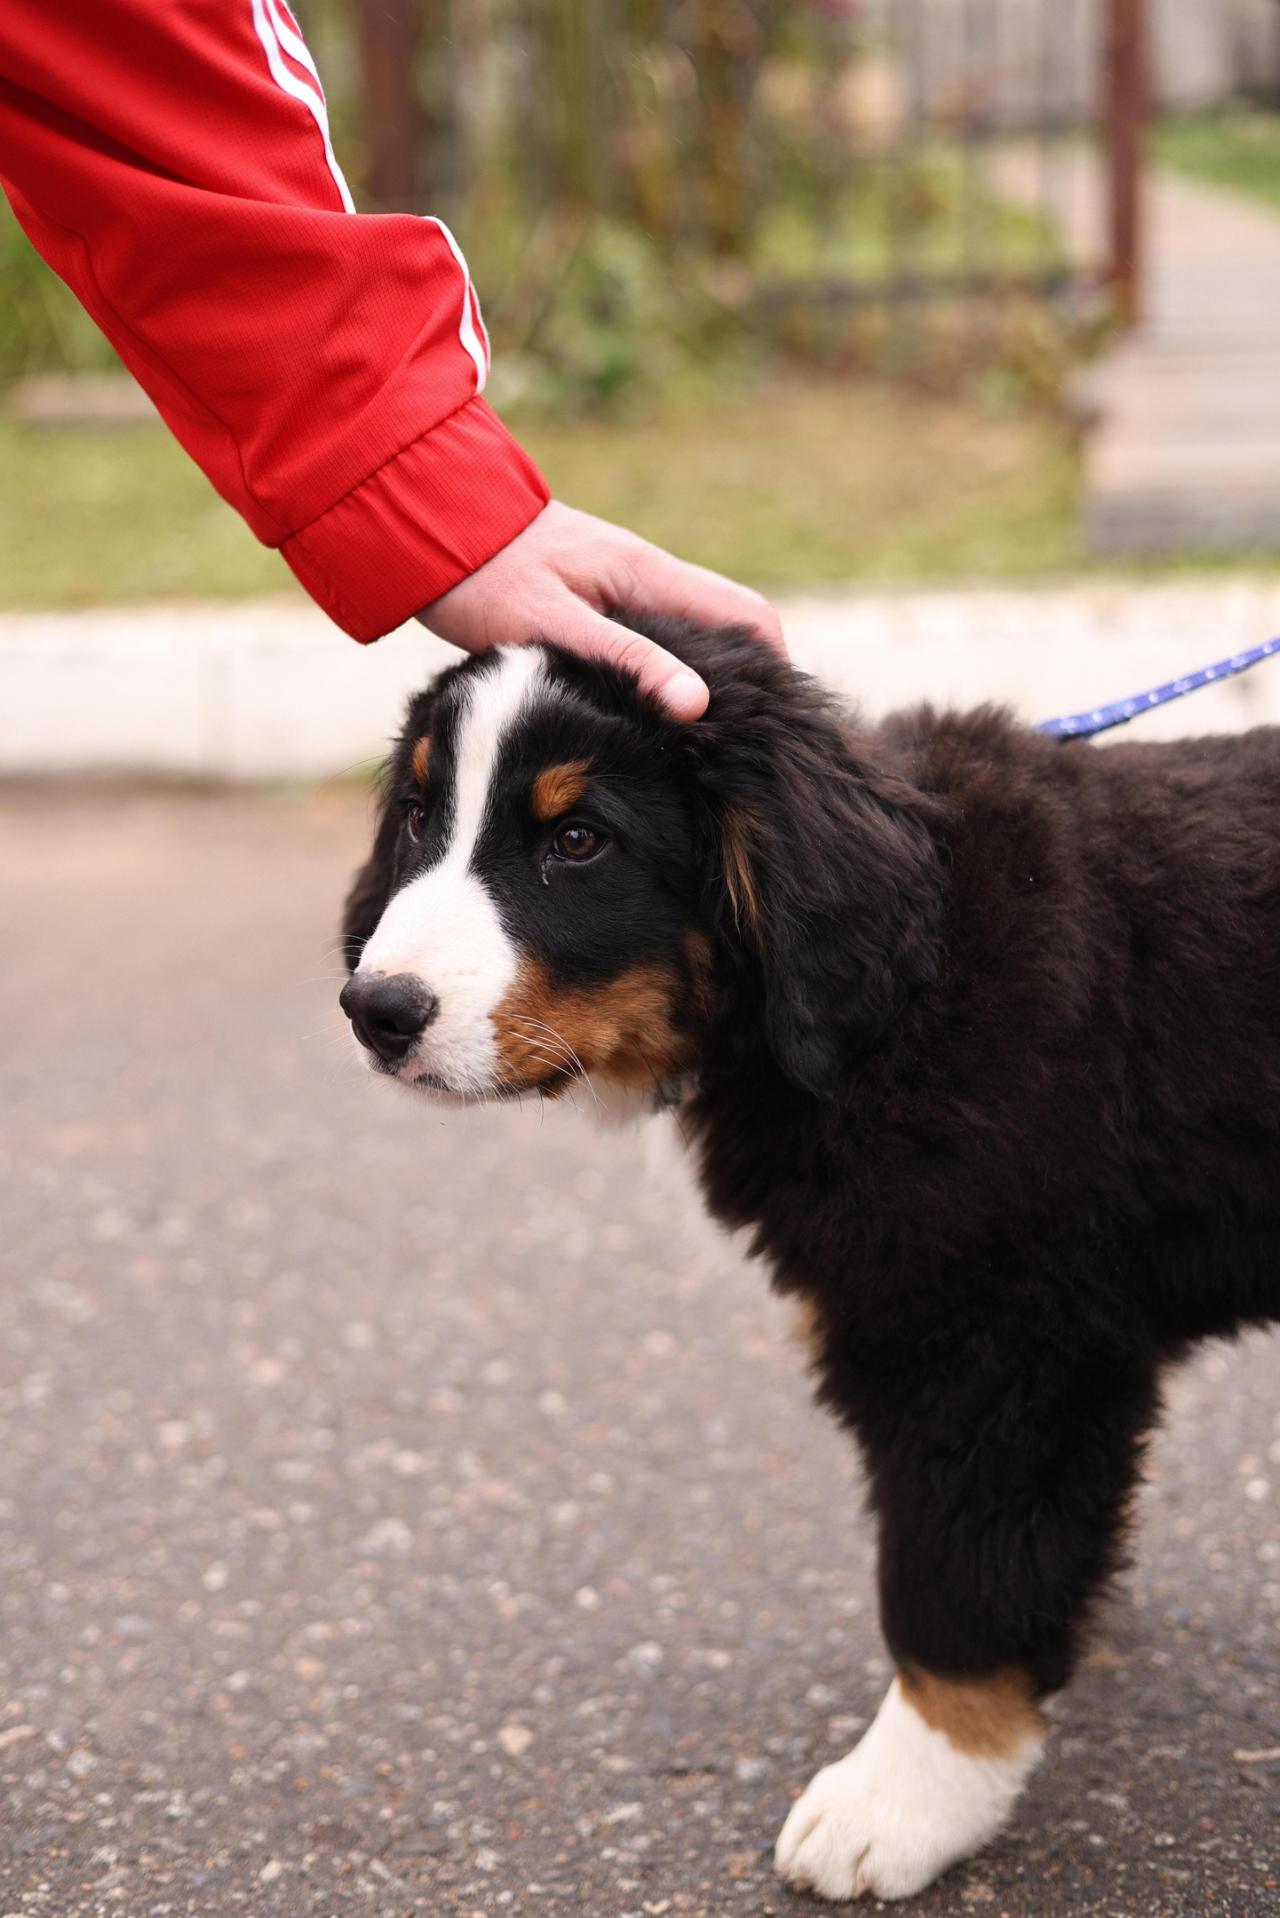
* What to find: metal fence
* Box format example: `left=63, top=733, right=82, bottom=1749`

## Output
left=342, top=0, right=1145, bottom=353
left=0, top=0, right=1146, bottom=389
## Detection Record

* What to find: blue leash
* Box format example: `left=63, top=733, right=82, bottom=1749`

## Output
left=1035, top=636, right=1280, bottom=741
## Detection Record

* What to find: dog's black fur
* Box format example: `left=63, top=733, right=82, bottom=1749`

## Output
left=345, top=613, right=1280, bottom=1716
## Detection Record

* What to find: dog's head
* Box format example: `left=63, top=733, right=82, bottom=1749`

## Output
left=340, top=618, right=944, bottom=1107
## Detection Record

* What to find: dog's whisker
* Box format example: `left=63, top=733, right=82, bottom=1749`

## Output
left=510, top=1046, right=577, bottom=1083
left=510, top=1027, right=602, bottom=1117
left=506, top=1016, right=589, bottom=1081
left=508, top=1034, right=578, bottom=1071
left=506, top=1041, right=589, bottom=1097
left=504, top=1029, right=582, bottom=1074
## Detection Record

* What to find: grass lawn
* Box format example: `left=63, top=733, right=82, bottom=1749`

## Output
left=1155, top=110, right=1280, bottom=213
left=520, top=380, right=1082, bottom=585
left=0, top=417, right=284, bottom=608
left=0, top=379, right=1083, bottom=612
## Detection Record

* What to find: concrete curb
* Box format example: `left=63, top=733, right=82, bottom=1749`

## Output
left=5, top=578, right=1280, bottom=779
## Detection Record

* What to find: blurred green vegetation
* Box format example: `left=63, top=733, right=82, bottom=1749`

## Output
left=484, top=153, right=1069, bottom=417
left=0, top=380, right=1082, bottom=611
left=1155, top=110, right=1280, bottom=212
left=754, top=150, right=1062, bottom=287
left=0, top=209, right=121, bottom=384
left=0, top=0, right=1079, bottom=411
left=0, top=152, right=1070, bottom=418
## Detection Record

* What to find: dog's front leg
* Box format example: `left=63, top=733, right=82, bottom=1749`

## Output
left=775, top=1345, right=1158, bottom=1902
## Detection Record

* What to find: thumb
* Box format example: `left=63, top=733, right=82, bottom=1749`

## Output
left=552, top=601, right=709, bottom=720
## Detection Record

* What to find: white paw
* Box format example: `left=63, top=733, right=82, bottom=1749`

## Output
left=775, top=1751, right=966, bottom=1902
left=774, top=1678, right=1044, bottom=1902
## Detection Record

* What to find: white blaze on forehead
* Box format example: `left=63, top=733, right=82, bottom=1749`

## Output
left=355, top=646, right=545, bottom=1092
left=442, top=643, right=546, bottom=870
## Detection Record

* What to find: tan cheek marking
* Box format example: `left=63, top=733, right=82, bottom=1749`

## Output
left=492, top=957, right=697, bottom=1093
left=411, top=735, right=431, bottom=786
left=531, top=760, right=591, bottom=822
left=898, top=1666, right=1045, bottom=1759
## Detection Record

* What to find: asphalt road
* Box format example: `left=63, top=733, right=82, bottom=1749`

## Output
left=1, top=784, right=1277, bottom=1918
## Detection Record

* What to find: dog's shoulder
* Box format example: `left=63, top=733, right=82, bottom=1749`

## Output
left=870, top=701, right=1075, bottom=829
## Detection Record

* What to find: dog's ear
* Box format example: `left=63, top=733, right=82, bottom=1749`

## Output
left=341, top=782, right=401, bottom=972
left=684, top=652, right=945, bottom=1095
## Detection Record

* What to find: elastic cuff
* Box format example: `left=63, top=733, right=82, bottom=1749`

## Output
left=279, top=396, right=550, bottom=642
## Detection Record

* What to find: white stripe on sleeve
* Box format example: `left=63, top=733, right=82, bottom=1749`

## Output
left=425, top=215, right=490, bottom=394
left=249, top=0, right=356, bottom=214
left=249, top=2, right=490, bottom=394
left=264, top=0, right=326, bottom=89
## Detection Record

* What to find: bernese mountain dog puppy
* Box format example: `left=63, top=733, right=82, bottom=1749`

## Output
left=339, top=614, right=1280, bottom=1903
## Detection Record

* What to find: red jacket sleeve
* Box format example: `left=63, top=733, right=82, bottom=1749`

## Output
left=0, top=0, right=550, bottom=640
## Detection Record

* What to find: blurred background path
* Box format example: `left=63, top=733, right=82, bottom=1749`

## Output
left=1081, top=168, right=1280, bottom=551
left=994, top=137, right=1280, bottom=550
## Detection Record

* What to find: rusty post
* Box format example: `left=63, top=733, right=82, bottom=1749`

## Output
left=1107, top=0, right=1146, bottom=327
left=353, top=0, right=425, bottom=211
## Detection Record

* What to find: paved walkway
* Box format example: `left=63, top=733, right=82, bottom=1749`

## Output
left=996, top=145, right=1280, bottom=556
left=1082, top=169, right=1280, bottom=555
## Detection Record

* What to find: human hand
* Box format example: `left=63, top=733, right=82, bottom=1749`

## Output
left=418, top=500, right=786, bottom=719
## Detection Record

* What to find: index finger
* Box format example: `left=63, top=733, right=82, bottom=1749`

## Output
left=611, top=541, right=788, bottom=659
left=550, top=601, right=710, bottom=719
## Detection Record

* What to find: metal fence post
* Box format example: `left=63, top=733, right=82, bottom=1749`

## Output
left=352, top=0, right=425, bottom=211
left=1107, top=0, right=1146, bottom=327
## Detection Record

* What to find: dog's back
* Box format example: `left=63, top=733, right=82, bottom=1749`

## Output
left=874, top=706, right=1280, bottom=1336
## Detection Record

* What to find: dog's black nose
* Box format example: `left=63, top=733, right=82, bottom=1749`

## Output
left=339, top=973, right=438, bottom=1064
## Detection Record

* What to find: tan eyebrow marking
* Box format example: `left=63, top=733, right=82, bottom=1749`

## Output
left=411, top=735, right=431, bottom=786
left=531, top=759, right=591, bottom=822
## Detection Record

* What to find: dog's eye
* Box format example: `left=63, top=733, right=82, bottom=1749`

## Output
left=551, top=824, right=604, bottom=863
left=405, top=803, right=427, bottom=842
